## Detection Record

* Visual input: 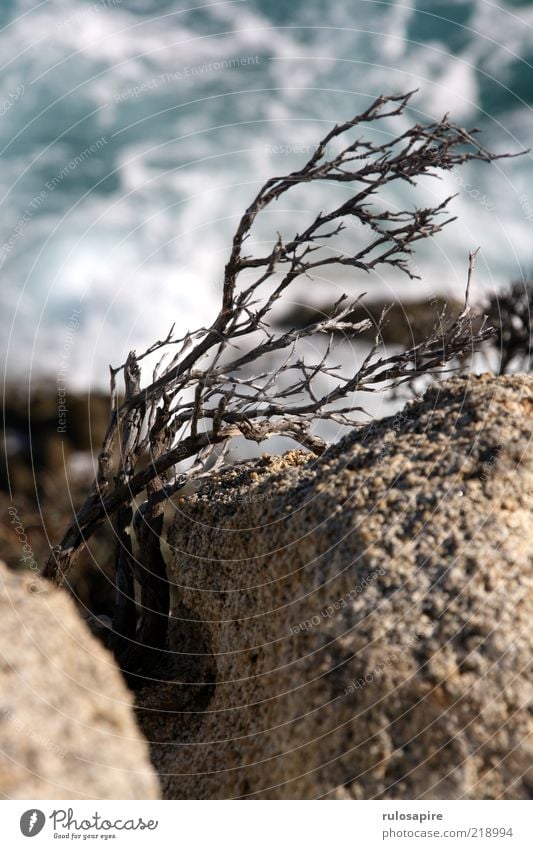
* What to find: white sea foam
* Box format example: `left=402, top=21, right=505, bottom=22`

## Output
left=0, top=0, right=531, bottom=388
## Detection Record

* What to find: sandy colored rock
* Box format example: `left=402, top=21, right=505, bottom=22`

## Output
left=0, top=563, right=159, bottom=799
left=137, top=374, right=533, bottom=799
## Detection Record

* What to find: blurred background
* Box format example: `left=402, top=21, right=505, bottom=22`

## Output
left=1, top=0, right=532, bottom=385
left=1, top=0, right=532, bottom=611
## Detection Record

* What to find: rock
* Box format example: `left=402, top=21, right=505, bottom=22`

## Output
left=0, top=563, right=159, bottom=799
left=136, top=374, right=533, bottom=799
left=1, top=384, right=111, bottom=498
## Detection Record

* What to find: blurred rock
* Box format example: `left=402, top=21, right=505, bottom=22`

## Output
left=137, top=374, right=533, bottom=799
left=280, top=296, right=464, bottom=346
left=1, top=384, right=110, bottom=498
left=0, top=563, right=159, bottom=799
left=1, top=383, right=118, bottom=622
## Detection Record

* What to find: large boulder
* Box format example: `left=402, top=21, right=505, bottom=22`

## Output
left=0, top=563, right=159, bottom=799
left=137, top=374, right=533, bottom=799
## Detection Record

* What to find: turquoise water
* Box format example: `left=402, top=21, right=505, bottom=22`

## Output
left=0, top=0, right=532, bottom=386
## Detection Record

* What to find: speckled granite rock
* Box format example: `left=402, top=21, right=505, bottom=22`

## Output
left=0, top=563, right=160, bottom=799
left=137, top=374, right=533, bottom=800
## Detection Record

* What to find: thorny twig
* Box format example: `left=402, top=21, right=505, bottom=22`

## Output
left=43, top=91, right=518, bottom=672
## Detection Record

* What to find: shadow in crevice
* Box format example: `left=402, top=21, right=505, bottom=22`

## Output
left=133, top=601, right=217, bottom=750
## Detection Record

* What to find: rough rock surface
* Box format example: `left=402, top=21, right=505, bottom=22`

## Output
left=137, top=375, right=533, bottom=799
left=0, top=563, right=160, bottom=799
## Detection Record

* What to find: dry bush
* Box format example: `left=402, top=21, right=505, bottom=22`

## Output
left=43, top=91, right=518, bottom=676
